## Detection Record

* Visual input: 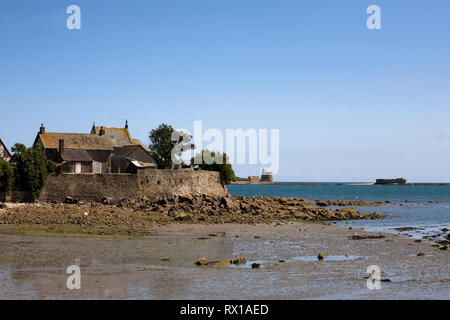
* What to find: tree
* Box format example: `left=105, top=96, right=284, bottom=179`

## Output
left=0, top=161, right=14, bottom=194
left=11, top=143, right=48, bottom=199
left=149, top=123, right=194, bottom=169
left=191, top=150, right=236, bottom=185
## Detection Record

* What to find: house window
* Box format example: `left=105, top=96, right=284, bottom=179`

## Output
left=93, top=161, right=102, bottom=173
left=75, top=162, right=82, bottom=174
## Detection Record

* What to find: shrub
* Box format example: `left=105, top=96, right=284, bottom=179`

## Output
left=0, top=161, right=14, bottom=194
left=191, top=150, right=236, bottom=185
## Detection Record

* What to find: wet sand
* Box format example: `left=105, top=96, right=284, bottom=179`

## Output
left=0, top=222, right=448, bottom=299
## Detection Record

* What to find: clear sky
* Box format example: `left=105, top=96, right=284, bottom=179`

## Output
left=1, top=1, right=449, bottom=182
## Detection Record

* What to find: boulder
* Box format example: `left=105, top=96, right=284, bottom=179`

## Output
left=317, top=252, right=325, bottom=261
left=178, top=195, right=194, bottom=204
left=172, top=211, right=189, bottom=221
left=232, top=257, right=247, bottom=265
left=220, top=197, right=235, bottom=209
left=194, top=257, right=209, bottom=266
left=213, top=260, right=230, bottom=268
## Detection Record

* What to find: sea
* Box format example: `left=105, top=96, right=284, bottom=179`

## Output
left=227, top=184, right=450, bottom=239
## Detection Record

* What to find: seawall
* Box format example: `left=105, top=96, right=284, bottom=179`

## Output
left=39, top=169, right=228, bottom=203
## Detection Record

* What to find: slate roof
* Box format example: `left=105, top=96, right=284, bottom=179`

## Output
left=60, top=149, right=93, bottom=161
left=91, top=126, right=133, bottom=147
left=132, top=138, right=151, bottom=153
left=38, top=133, right=115, bottom=150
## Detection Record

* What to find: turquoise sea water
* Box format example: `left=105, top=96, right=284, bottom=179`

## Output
left=227, top=184, right=450, bottom=238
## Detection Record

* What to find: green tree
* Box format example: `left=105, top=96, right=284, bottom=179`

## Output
left=46, top=159, right=57, bottom=175
left=0, top=161, right=14, bottom=194
left=191, top=150, right=236, bottom=185
left=11, top=143, right=48, bottom=199
left=149, top=123, right=194, bottom=169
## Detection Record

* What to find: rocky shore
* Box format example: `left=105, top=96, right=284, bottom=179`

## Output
left=0, top=195, right=383, bottom=228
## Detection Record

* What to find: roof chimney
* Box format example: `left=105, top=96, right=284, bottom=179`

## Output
left=125, top=120, right=128, bottom=129
left=90, top=122, right=96, bottom=134
left=39, top=123, right=45, bottom=134
left=99, top=126, right=105, bottom=136
left=59, top=139, right=64, bottom=157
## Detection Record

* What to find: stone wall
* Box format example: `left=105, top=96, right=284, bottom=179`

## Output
left=39, top=169, right=228, bottom=203
left=0, top=190, right=34, bottom=203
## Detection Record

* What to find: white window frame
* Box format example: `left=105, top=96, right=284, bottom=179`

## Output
left=92, top=161, right=102, bottom=174
left=75, top=162, right=82, bottom=174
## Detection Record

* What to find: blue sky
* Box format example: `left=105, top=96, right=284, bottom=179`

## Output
left=1, top=0, right=450, bottom=182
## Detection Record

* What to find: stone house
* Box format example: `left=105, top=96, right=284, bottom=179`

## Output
left=34, top=122, right=156, bottom=174
left=0, top=138, right=11, bottom=162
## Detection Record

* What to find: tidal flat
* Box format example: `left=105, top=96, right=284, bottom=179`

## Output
left=0, top=222, right=448, bottom=299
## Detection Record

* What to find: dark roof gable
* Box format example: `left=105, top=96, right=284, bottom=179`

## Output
left=0, top=138, right=11, bottom=161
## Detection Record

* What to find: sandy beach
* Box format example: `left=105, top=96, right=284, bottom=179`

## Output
left=0, top=221, right=448, bottom=299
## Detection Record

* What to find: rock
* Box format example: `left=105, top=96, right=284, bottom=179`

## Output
left=102, top=197, right=115, bottom=205
left=178, top=195, right=194, bottom=204
left=232, top=257, right=247, bottom=265
left=439, top=245, right=450, bottom=251
left=157, top=198, right=168, bottom=205
left=65, top=196, right=79, bottom=204
left=251, top=263, right=261, bottom=269
left=194, top=257, right=208, bottom=266
left=173, top=211, right=188, bottom=221
left=394, top=227, right=418, bottom=232
left=316, top=202, right=328, bottom=207
left=317, top=252, right=325, bottom=261
left=220, top=197, right=235, bottom=209
left=385, top=200, right=392, bottom=204
left=446, top=234, right=450, bottom=241
left=348, top=234, right=385, bottom=240
left=417, top=253, right=426, bottom=256
left=213, top=260, right=230, bottom=268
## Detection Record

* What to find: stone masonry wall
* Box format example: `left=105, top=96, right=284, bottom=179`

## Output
left=39, top=169, right=228, bottom=203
